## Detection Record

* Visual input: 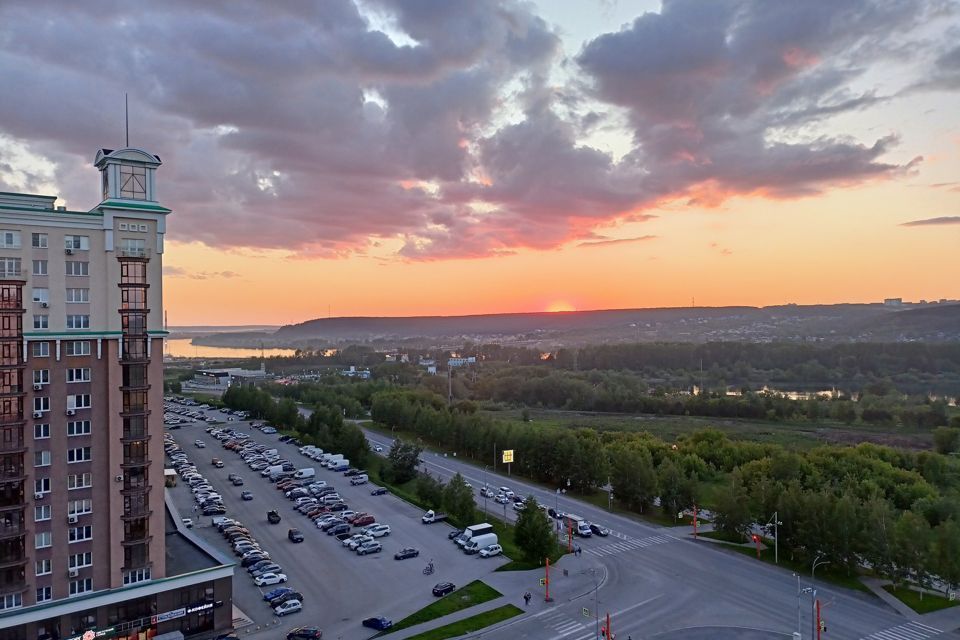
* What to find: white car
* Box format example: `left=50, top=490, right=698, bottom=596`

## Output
left=374, top=445, right=383, bottom=452
left=494, top=494, right=509, bottom=504
left=253, top=572, right=287, bottom=586
left=479, top=544, right=503, bottom=558
left=348, top=535, right=374, bottom=550
left=367, top=524, right=391, bottom=538
left=342, top=534, right=366, bottom=547
left=512, top=502, right=524, bottom=512
left=274, top=599, right=302, bottom=616
left=194, top=440, right=206, bottom=448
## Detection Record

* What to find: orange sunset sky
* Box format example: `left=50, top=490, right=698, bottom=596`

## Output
left=1, top=1, right=958, bottom=325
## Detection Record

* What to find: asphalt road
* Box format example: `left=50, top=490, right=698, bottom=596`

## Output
left=351, top=422, right=959, bottom=640
left=164, top=407, right=508, bottom=640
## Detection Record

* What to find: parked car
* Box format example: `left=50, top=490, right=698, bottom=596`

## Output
left=263, top=587, right=292, bottom=602
left=370, top=487, right=388, bottom=496
left=288, top=528, right=304, bottom=543
left=286, top=627, right=322, bottom=640
left=274, top=600, right=302, bottom=616
left=269, top=591, right=304, bottom=607
left=357, top=541, right=382, bottom=556
left=362, top=616, right=393, bottom=631
left=447, top=529, right=462, bottom=540
left=394, top=547, right=419, bottom=560
left=254, top=572, right=288, bottom=587
left=432, top=582, right=456, bottom=597
left=232, top=477, right=244, bottom=486
left=327, top=523, right=351, bottom=536
left=589, top=523, right=610, bottom=537
left=241, top=491, right=254, bottom=501
left=479, top=544, right=503, bottom=558
left=267, top=510, right=281, bottom=524
left=251, top=564, right=284, bottom=578
left=367, top=524, right=391, bottom=538
left=494, top=494, right=509, bottom=504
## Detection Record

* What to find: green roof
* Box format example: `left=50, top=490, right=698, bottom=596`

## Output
left=99, top=200, right=172, bottom=213
left=0, top=203, right=102, bottom=217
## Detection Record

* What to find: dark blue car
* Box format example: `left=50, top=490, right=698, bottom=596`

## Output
left=263, top=587, right=292, bottom=602
left=362, top=616, right=393, bottom=630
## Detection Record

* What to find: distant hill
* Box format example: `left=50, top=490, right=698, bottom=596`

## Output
left=853, top=304, right=960, bottom=340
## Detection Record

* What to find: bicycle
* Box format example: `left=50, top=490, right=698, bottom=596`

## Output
left=423, top=563, right=435, bottom=575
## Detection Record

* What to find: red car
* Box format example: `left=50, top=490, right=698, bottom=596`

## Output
left=352, top=514, right=375, bottom=527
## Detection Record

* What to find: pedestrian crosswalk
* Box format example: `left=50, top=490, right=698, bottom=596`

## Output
left=585, top=533, right=672, bottom=557
left=540, top=610, right=588, bottom=637
left=861, top=621, right=942, bottom=640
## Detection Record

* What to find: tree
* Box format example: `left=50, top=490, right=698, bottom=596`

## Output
left=416, top=472, right=445, bottom=509
left=385, top=439, right=423, bottom=484
left=514, top=496, right=554, bottom=563
left=932, top=427, right=960, bottom=455
left=609, top=446, right=658, bottom=513
left=712, top=469, right=753, bottom=541
left=931, top=520, right=960, bottom=594
left=657, top=459, right=696, bottom=520
left=893, top=511, right=931, bottom=593
left=443, top=473, right=476, bottom=525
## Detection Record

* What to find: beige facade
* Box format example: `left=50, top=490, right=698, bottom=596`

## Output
left=0, top=149, right=232, bottom=640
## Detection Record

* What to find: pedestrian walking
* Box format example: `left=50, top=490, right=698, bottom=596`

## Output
left=523, top=591, right=531, bottom=606
left=576, top=545, right=582, bottom=556
left=193, top=505, right=198, bottom=513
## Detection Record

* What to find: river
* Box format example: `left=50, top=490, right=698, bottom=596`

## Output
left=163, top=338, right=296, bottom=359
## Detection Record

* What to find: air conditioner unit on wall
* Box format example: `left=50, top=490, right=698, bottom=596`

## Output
left=66, top=409, right=76, bottom=416
left=65, top=248, right=74, bottom=255
left=68, top=569, right=79, bottom=578
left=33, top=411, right=43, bottom=419
left=67, top=515, right=78, bottom=524
left=34, top=493, right=44, bottom=500
left=40, top=302, right=48, bottom=308
left=33, top=384, right=42, bottom=391
left=114, top=475, right=123, bottom=482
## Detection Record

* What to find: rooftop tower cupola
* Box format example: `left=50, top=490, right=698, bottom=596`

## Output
left=94, top=147, right=162, bottom=204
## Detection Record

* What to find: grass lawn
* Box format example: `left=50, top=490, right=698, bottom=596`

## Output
left=382, top=580, right=501, bottom=635
left=703, top=537, right=871, bottom=594
left=402, top=604, right=524, bottom=640
left=883, top=585, right=960, bottom=614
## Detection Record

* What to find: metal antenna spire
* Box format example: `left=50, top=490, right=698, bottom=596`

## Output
left=125, top=93, right=129, bottom=147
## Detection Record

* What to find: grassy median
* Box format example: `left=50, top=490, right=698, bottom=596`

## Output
left=883, top=585, right=960, bottom=614
left=381, top=580, right=501, bottom=635
left=402, top=604, right=524, bottom=640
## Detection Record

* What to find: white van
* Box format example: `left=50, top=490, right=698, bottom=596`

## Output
left=464, top=532, right=498, bottom=555
left=349, top=474, right=369, bottom=485
left=294, top=468, right=316, bottom=480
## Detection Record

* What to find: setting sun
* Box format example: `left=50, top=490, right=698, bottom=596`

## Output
left=546, top=301, right=577, bottom=313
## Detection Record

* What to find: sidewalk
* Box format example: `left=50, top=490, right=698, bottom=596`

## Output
left=859, top=577, right=960, bottom=632
left=392, top=554, right=601, bottom=639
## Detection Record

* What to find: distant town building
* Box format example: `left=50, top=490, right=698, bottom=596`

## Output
left=182, top=363, right=269, bottom=394
left=340, top=365, right=371, bottom=379
left=884, top=298, right=903, bottom=307
left=384, top=353, right=409, bottom=363
left=447, top=356, right=476, bottom=368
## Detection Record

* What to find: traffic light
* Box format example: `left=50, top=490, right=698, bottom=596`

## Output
left=820, top=620, right=826, bottom=633
left=751, top=534, right=759, bottom=542
left=600, top=626, right=607, bottom=637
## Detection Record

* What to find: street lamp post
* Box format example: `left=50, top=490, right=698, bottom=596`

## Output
left=483, top=466, right=489, bottom=517
left=767, top=511, right=782, bottom=564
left=810, top=555, right=830, bottom=640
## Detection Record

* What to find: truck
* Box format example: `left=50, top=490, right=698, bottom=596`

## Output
left=563, top=513, right=593, bottom=537
left=463, top=532, right=498, bottom=555
left=261, top=464, right=284, bottom=478
left=293, top=468, right=315, bottom=480
left=331, top=460, right=350, bottom=472
left=421, top=509, right=448, bottom=524
left=456, top=523, right=494, bottom=547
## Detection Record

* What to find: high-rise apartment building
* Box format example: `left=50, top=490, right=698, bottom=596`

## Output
left=0, top=149, right=232, bottom=640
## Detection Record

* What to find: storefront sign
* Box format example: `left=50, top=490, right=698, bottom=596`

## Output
left=153, top=608, right=185, bottom=624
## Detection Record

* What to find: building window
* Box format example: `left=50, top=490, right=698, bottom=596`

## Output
left=32, top=259, right=47, bottom=276
left=67, top=420, right=92, bottom=436
left=68, top=499, right=92, bottom=516
left=65, top=340, right=91, bottom=356
left=34, top=477, right=50, bottom=494
left=0, top=258, right=20, bottom=278
left=33, top=369, right=49, bottom=385
left=119, top=237, right=147, bottom=258
left=67, top=473, right=92, bottom=490
left=66, top=260, right=89, bottom=276
left=31, top=342, right=49, bottom=357
left=119, top=165, right=147, bottom=200
left=69, top=578, right=93, bottom=596
left=69, top=552, right=93, bottom=569
left=66, top=288, right=89, bottom=304
left=31, top=233, right=48, bottom=249
left=0, top=231, right=21, bottom=249
left=31, top=288, right=48, bottom=304
left=120, top=261, right=146, bottom=283
left=34, top=450, right=51, bottom=467
left=68, top=525, right=93, bottom=543
left=33, top=397, right=50, bottom=412
left=66, top=315, right=89, bottom=330
left=34, top=423, right=50, bottom=439
left=67, top=447, right=91, bottom=463
left=36, top=587, right=52, bottom=603
left=68, top=394, right=91, bottom=410
left=0, top=593, right=22, bottom=611
left=67, top=368, right=91, bottom=383
left=64, top=235, right=89, bottom=251
left=35, top=532, right=52, bottom=549
left=123, top=568, right=151, bottom=585
left=34, top=504, right=51, bottom=522
left=35, top=559, right=52, bottom=576
left=32, top=315, right=48, bottom=330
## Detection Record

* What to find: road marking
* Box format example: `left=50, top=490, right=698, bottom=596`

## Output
left=541, top=610, right=587, bottom=637
left=861, top=621, right=942, bottom=640
left=585, top=534, right=673, bottom=556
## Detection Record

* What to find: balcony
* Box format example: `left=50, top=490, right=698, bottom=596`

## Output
left=117, top=247, right=151, bottom=260
left=120, top=534, right=152, bottom=546
left=120, top=484, right=151, bottom=496
left=0, top=523, right=24, bottom=541
left=0, top=554, right=26, bottom=571
left=121, top=458, right=151, bottom=470
left=121, top=431, right=150, bottom=444
left=121, top=508, right=153, bottom=521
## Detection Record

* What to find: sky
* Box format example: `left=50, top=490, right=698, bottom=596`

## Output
left=0, top=0, right=958, bottom=325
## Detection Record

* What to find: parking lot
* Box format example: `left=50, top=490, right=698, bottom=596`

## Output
left=164, top=400, right=507, bottom=638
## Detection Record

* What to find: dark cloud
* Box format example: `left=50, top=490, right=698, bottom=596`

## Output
left=900, top=216, right=960, bottom=227
left=577, top=235, right=657, bottom=247
left=0, top=0, right=953, bottom=260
